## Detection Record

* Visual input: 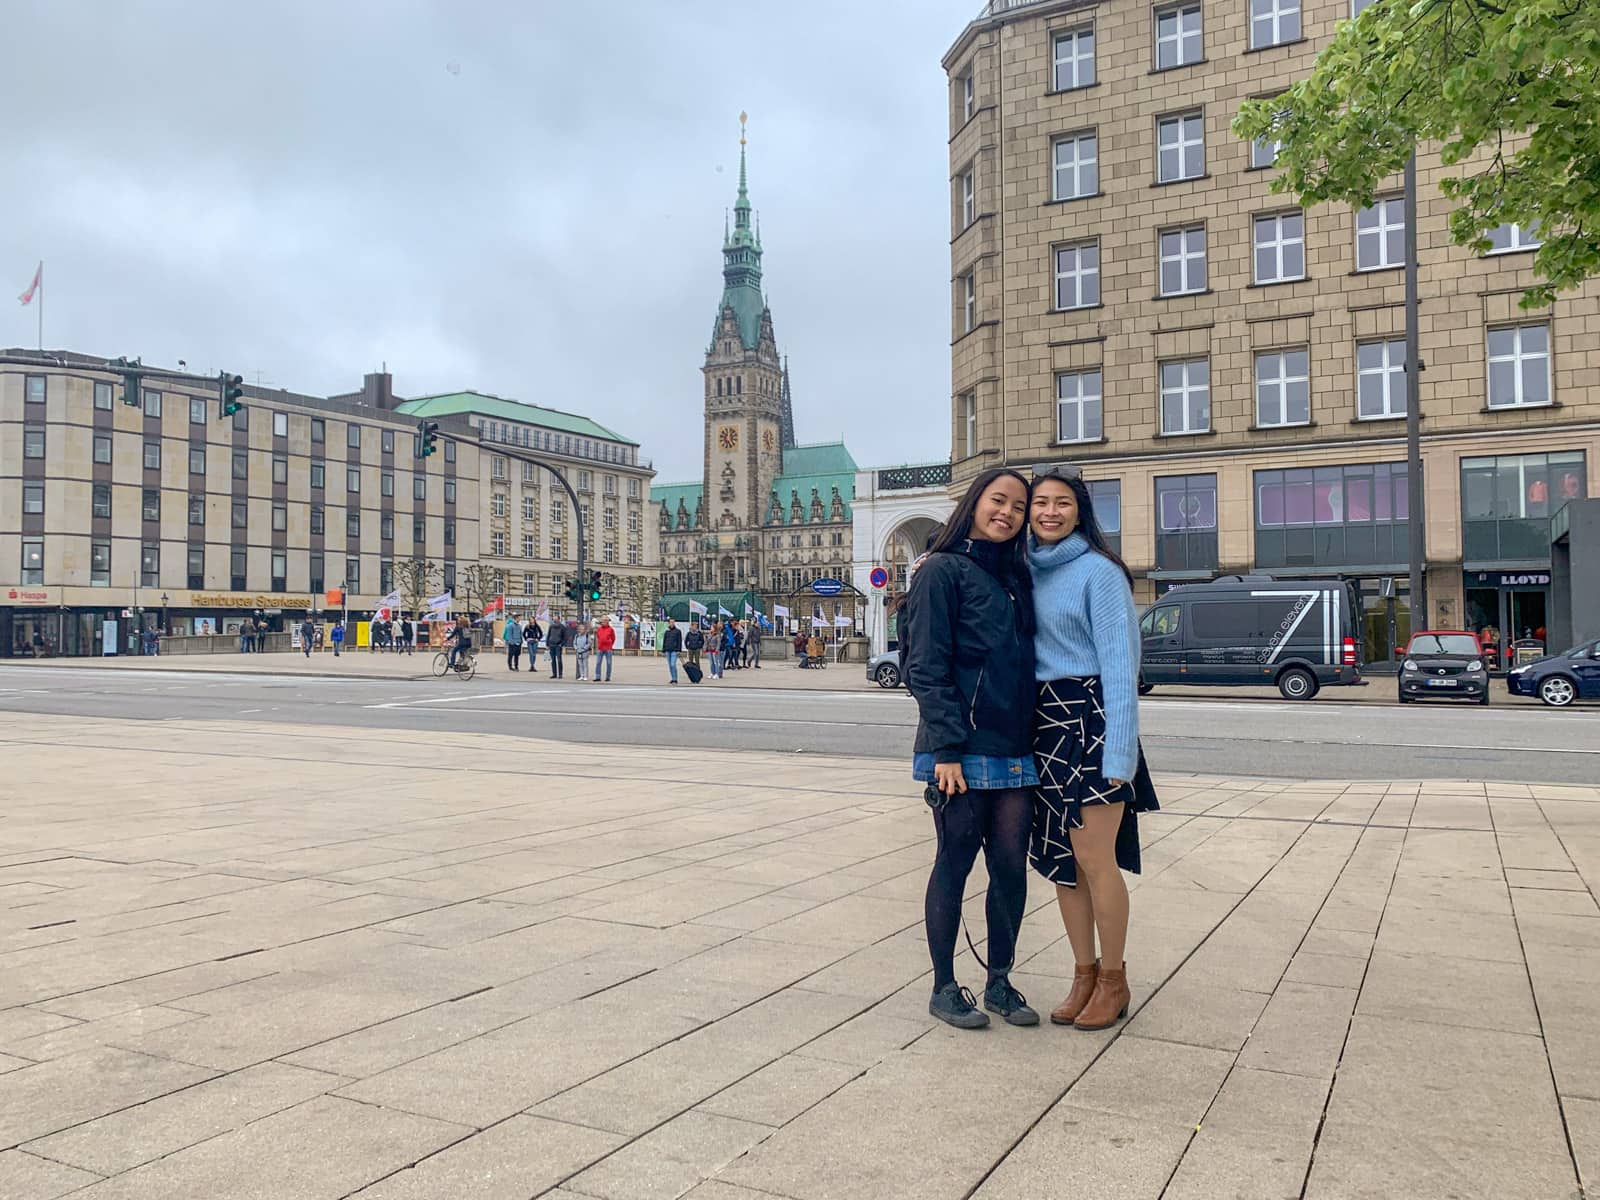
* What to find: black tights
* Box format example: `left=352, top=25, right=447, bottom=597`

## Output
left=924, top=788, right=1032, bottom=990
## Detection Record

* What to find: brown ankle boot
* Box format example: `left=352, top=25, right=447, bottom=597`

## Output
left=1050, top=962, right=1099, bottom=1026
left=1073, top=963, right=1130, bottom=1030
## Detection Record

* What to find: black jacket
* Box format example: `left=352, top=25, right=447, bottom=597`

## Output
left=684, top=628, right=705, bottom=651
left=546, top=623, right=567, bottom=649
left=662, top=626, right=684, bottom=652
left=904, top=542, right=1035, bottom=763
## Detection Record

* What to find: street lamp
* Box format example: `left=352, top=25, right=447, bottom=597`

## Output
left=160, top=593, right=169, bottom=635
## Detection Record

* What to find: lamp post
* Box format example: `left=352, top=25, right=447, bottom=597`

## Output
left=160, top=593, right=169, bottom=635
left=1403, top=150, right=1428, bottom=637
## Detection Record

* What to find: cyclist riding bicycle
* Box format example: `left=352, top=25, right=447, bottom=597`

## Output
left=446, top=615, right=473, bottom=671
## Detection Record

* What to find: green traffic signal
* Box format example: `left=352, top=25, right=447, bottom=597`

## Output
left=587, top=571, right=603, bottom=602
left=415, top=420, right=440, bottom=458
left=218, top=372, right=244, bottom=418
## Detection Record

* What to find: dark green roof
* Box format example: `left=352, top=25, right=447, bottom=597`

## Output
left=782, top=442, right=858, bottom=476
left=395, top=391, right=635, bottom=445
left=654, top=442, right=859, bottom=528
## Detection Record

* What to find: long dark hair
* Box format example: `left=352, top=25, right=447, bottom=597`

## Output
left=1034, top=470, right=1134, bottom=587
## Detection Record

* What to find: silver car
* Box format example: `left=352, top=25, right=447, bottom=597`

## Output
left=867, top=648, right=903, bottom=689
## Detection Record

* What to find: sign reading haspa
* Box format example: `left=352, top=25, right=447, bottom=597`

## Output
left=810, top=578, right=844, bottom=596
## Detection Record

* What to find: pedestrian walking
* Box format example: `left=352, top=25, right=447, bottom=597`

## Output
left=238, top=623, right=251, bottom=653
left=546, top=619, right=567, bottom=678
left=398, top=617, right=413, bottom=655
left=300, top=617, right=315, bottom=658
left=707, top=621, right=724, bottom=679
left=903, top=466, right=1039, bottom=1031
left=524, top=618, right=542, bottom=674
left=594, top=617, right=616, bottom=682
left=684, top=623, right=704, bottom=669
left=330, top=621, right=345, bottom=657
left=504, top=615, right=523, bottom=671
left=572, top=624, right=592, bottom=681
left=254, top=620, right=268, bottom=654
left=749, top=623, right=763, bottom=669
left=1026, top=468, right=1158, bottom=1030
left=662, top=620, right=683, bottom=684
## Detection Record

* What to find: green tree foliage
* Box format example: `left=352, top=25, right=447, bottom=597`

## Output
left=1233, top=0, right=1600, bottom=307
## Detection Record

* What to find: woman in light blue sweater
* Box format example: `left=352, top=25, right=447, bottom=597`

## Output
left=1027, top=468, right=1159, bottom=1031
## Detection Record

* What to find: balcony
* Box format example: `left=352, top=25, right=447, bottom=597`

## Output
left=876, top=463, right=953, bottom=492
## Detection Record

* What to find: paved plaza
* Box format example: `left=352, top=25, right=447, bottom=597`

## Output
left=2, top=712, right=1598, bottom=1199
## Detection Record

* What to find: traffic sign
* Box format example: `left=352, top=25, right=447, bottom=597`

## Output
left=811, top=578, right=844, bottom=596
left=869, top=567, right=889, bottom=590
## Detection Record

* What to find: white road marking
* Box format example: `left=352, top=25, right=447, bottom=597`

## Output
left=388, top=706, right=883, bottom=729
left=365, top=691, right=524, bottom=709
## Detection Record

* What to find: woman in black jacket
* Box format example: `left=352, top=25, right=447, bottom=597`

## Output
left=903, top=467, right=1038, bottom=1030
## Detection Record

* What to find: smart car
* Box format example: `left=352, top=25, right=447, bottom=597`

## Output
left=1397, top=631, right=1490, bottom=705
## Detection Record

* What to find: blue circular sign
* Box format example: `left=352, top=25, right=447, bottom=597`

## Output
left=811, top=578, right=844, bottom=596
left=869, top=567, right=889, bottom=589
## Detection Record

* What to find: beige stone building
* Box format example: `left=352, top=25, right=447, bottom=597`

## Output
left=944, top=0, right=1599, bottom=663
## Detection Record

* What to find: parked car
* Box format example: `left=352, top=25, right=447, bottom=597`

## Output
left=1139, top=576, right=1364, bottom=700
left=1506, top=638, right=1600, bottom=707
left=1397, top=631, right=1490, bottom=705
left=867, top=648, right=902, bottom=689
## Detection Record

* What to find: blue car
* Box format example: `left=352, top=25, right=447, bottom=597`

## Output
left=1506, top=638, right=1600, bottom=707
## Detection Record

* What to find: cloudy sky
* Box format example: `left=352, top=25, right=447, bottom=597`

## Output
left=3, top=0, right=980, bottom=482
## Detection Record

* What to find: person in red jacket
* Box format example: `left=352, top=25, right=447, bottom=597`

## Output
left=593, top=617, right=617, bottom=683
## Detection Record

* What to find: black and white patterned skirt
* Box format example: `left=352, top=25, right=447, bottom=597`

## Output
left=1030, top=676, right=1160, bottom=887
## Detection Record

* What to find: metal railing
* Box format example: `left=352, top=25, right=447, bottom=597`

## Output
left=876, top=463, right=953, bottom=491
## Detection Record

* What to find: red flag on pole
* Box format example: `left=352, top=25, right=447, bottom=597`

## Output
left=18, top=262, right=41, bottom=306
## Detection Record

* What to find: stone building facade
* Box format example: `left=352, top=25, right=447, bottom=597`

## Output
left=943, top=0, right=1600, bottom=662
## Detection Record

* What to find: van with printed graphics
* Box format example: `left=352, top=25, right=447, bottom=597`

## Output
left=1138, top=576, right=1365, bottom=700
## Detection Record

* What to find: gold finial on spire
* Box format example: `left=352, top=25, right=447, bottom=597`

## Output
left=739, top=111, right=748, bottom=145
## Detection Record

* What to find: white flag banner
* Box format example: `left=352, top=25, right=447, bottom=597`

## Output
left=810, top=616, right=828, bottom=628
left=772, top=604, right=790, bottom=619
left=717, top=605, right=734, bottom=618
left=536, top=602, right=551, bottom=623
left=378, top=590, right=402, bottom=611
left=833, top=615, right=853, bottom=627
left=743, top=602, right=754, bottom=617
left=688, top=599, right=708, bottom=616
left=426, top=591, right=453, bottom=612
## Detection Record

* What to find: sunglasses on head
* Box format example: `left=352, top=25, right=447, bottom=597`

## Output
left=1031, top=464, right=1083, bottom=482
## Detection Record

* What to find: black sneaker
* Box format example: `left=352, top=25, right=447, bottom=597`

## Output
left=984, top=975, right=1040, bottom=1026
left=929, top=982, right=990, bottom=1030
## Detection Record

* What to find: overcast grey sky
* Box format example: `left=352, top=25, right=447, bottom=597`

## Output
left=3, top=0, right=979, bottom=481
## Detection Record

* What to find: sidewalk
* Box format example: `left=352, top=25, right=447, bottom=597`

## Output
left=2, top=711, right=1595, bottom=1198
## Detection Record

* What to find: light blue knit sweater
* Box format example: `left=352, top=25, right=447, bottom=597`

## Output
left=1028, top=532, right=1141, bottom=782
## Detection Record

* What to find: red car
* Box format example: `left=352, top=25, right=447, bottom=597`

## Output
left=1398, top=631, right=1491, bottom=705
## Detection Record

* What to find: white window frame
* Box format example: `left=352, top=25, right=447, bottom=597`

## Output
left=1052, top=131, right=1098, bottom=201
left=1250, top=0, right=1301, bottom=48
left=1254, top=348, right=1311, bottom=427
left=1356, top=197, right=1405, bottom=271
left=1351, top=0, right=1376, bottom=14
left=961, top=270, right=977, bottom=332
left=1155, top=3, right=1202, bottom=69
left=961, top=72, right=975, bottom=122
left=272, top=411, right=288, bottom=437
left=960, top=167, right=976, bottom=229
left=1052, top=25, right=1095, bottom=90
left=1160, top=359, right=1211, bottom=435
left=1487, top=222, right=1542, bottom=254
left=1253, top=211, right=1306, bottom=283
left=1159, top=225, right=1207, bottom=296
left=1486, top=323, right=1552, bottom=409
left=1054, top=241, right=1100, bottom=310
left=962, top=393, right=978, bottom=458
left=1356, top=338, right=1408, bottom=420
left=1157, top=111, right=1205, bottom=183
left=1056, top=370, right=1104, bottom=443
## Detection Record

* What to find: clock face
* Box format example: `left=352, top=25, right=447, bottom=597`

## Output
left=762, top=429, right=775, bottom=452
left=717, top=426, right=739, bottom=451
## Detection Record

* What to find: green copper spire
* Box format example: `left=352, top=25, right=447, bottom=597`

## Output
left=714, top=111, right=765, bottom=351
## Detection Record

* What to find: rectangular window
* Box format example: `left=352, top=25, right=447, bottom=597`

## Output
left=142, top=389, right=161, bottom=417
left=552, top=500, right=565, bottom=523
left=347, top=424, right=361, bottom=449
left=94, top=485, right=113, bottom=520
left=444, top=479, right=456, bottom=504
left=1357, top=338, right=1408, bottom=419
left=95, top=380, right=114, bottom=410
left=523, top=460, right=537, bottom=482
left=311, top=460, right=325, bottom=489
left=380, top=561, right=393, bottom=593
left=492, top=532, right=507, bottom=556
left=346, top=512, right=360, bottom=538
left=960, top=393, right=977, bottom=458
left=21, top=539, right=44, bottom=584
left=187, top=546, right=204, bottom=589
left=93, top=433, right=112, bottom=464
left=1356, top=197, right=1405, bottom=270
left=1052, top=26, right=1095, bottom=90
left=381, top=428, right=394, bottom=454
left=272, top=455, right=288, bottom=485
left=232, top=406, right=248, bottom=432
left=23, top=375, right=44, bottom=403
left=412, top=517, right=425, bottom=542
left=1250, top=0, right=1300, bottom=47
left=141, top=489, right=160, bottom=522
left=274, top=504, right=288, bottom=532
left=1487, top=222, right=1541, bottom=254
left=93, top=542, right=113, bottom=585
left=1351, top=0, right=1376, bottom=12
left=444, top=440, right=456, bottom=463
left=1255, top=462, right=1409, bottom=571
left=311, top=417, right=325, bottom=443
left=381, top=471, right=394, bottom=497
left=189, top=446, right=206, bottom=475
left=1052, top=131, right=1098, bottom=200
left=272, top=411, right=288, bottom=438
left=1054, top=241, right=1100, bottom=310
left=603, top=542, right=617, bottom=564
left=1461, top=451, right=1585, bottom=561
left=1157, top=112, right=1204, bottom=182
left=491, top=455, right=507, bottom=480
left=1154, top=474, right=1219, bottom=571
left=310, top=553, right=324, bottom=593
left=414, top=475, right=428, bottom=501
left=492, top=492, right=508, bottom=518
left=1056, top=370, right=1104, bottom=443
left=1155, top=4, right=1202, bottom=68
left=141, top=544, right=159, bottom=587
left=1487, top=324, right=1551, bottom=408
left=961, top=270, right=977, bottom=332
left=442, top=564, right=454, bottom=590
left=189, top=494, right=205, bottom=526
left=577, top=470, right=592, bottom=491
left=523, top=573, right=536, bottom=596
left=961, top=72, right=975, bottom=122
left=960, top=168, right=976, bottom=228
left=232, top=500, right=248, bottom=529
left=628, top=478, right=640, bottom=498
left=1255, top=348, right=1311, bottom=427
left=347, top=467, right=361, bottom=493
left=346, top=557, right=360, bottom=590
left=22, top=483, right=44, bottom=514
left=143, top=441, right=161, bottom=470
left=1088, top=479, right=1122, bottom=554
left=551, top=536, right=564, bottom=559
left=1252, top=134, right=1282, bottom=169
left=522, top=495, right=536, bottom=520
left=231, top=548, right=247, bottom=589
left=444, top=519, right=455, bottom=546
left=272, top=552, right=287, bottom=591
left=523, top=534, right=537, bottom=557
left=381, top=513, right=394, bottom=540
left=1254, top=211, right=1306, bottom=283
left=1159, top=225, right=1207, bottom=296
left=233, top=452, right=248, bottom=480
left=311, top=505, right=325, bottom=535
left=1160, top=359, right=1211, bottom=435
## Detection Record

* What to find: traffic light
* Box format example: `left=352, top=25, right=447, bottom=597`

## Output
left=564, top=577, right=584, bottom=603
left=120, top=374, right=140, bottom=406
left=587, top=571, right=603, bottom=602
left=218, top=372, right=244, bottom=418
left=415, top=420, right=440, bottom=458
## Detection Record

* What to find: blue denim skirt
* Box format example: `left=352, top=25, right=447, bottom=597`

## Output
left=912, top=752, right=1040, bottom=789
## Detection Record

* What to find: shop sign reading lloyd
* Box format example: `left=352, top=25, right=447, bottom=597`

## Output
left=1497, top=573, right=1550, bottom=588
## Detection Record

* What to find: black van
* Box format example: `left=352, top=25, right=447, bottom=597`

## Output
left=1140, top=576, right=1365, bottom=700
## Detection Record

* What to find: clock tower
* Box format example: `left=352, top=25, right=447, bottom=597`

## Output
left=701, top=114, right=789, bottom=589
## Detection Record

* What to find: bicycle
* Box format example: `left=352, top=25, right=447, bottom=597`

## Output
left=432, top=647, right=478, bottom=680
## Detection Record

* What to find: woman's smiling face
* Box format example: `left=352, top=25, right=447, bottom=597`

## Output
left=1029, top=478, right=1079, bottom=543
left=970, top=475, right=1029, bottom=542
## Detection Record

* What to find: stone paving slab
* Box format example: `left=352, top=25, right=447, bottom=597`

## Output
left=2, top=711, right=1598, bottom=1198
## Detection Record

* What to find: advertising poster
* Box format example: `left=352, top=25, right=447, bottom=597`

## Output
left=102, top=620, right=118, bottom=656
left=640, top=622, right=658, bottom=652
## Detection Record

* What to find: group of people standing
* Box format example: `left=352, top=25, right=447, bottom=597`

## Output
left=656, top=618, right=761, bottom=683
left=904, top=466, right=1158, bottom=1033
left=501, top=615, right=618, bottom=682
left=365, top=616, right=415, bottom=654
